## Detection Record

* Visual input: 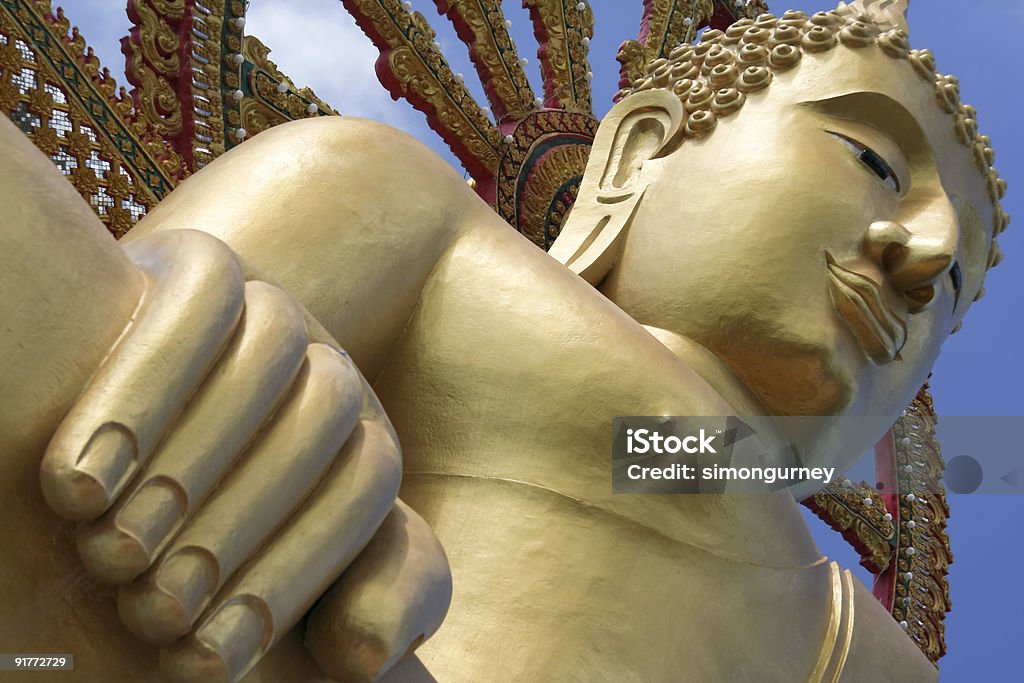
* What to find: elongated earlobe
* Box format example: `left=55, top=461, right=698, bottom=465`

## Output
left=554, top=190, right=647, bottom=285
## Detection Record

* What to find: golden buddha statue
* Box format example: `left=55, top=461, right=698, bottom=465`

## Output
left=0, top=0, right=1008, bottom=681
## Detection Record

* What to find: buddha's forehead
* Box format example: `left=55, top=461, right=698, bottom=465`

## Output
left=766, top=45, right=995, bottom=241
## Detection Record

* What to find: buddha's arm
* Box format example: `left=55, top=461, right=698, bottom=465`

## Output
left=123, top=116, right=490, bottom=380
left=0, top=116, right=143, bottom=457
left=0, top=114, right=156, bottom=677
left=0, top=114, right=451, bottom=683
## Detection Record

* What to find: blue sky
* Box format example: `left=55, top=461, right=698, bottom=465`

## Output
left=63, top=0, right=1021, bottom=679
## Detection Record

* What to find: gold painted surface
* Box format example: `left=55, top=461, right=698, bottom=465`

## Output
left=644, top=0, right=717, bottom=61
left=615, top=7, right=1006, bottom=257
left=523, top=0, right=594, bottom=113
left=616, top=1, right=772, bottom=98
left=808, top=563, right=843, bottom=683
left=832, top=569, right=856, bottom=683
left=616, top=0, right=715, bottom=94
left=438, top=0, right=535, bottom=119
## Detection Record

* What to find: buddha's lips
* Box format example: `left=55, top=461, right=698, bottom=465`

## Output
left=824, top=251, right=908, bottom=364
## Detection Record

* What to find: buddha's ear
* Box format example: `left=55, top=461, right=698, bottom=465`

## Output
left=549, top=89, right=684, bottom=285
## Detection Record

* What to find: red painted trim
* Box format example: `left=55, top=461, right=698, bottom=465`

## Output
left=873, top=428, right=899, bottom=610
left=343, top=0, right=498, bottom=187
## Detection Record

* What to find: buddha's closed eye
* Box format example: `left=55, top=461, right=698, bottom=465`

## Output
left=829, top=131, right=902, bottom=193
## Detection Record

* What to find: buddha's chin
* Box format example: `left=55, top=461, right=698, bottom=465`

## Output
left=718, top=340, right=858, bottom=419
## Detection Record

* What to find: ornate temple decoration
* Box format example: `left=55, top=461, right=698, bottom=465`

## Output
left=123, top=0, right=237, bottom=171
left=342, top=0, right=599, bottom=241
left=0, top=0, right=336, bottom=236
left=806, top=386, right=952, bottom=667
left=342, top=0, right=506, bottom=197
left=522, top=0, right=593, bottom=114
left=439, top=0, right=537, bottom=119
left=0, top=0, right=181, bottom=236
left=496, top=108, right=596, bottom=249
left=879, top=387, right=952, bottom=665
left=123, top=0, right=334, bottom=172
left=238, top=36, right=337, bottom=139
left=342, top=1, right=777, bottom=245
left=806, top=478, right=896, bottom=575
left=121, top=0, right=190, bottom=165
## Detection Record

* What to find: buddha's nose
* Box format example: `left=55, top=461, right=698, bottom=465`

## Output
left=864, top=219, right=955, bottom=312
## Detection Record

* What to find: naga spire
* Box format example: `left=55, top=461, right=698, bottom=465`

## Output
left=836, top=0, right=910, bottom=33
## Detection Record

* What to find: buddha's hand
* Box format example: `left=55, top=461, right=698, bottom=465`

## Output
left=38, top=230, right=452, bottom=683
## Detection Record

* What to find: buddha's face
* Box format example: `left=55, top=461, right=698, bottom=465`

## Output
left=600, top=45, right=995, bottom=471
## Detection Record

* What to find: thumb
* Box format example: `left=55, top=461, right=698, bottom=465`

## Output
left=305, top=500, right=452, bottom=682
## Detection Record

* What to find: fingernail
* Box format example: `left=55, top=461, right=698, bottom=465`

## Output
left=119, top=548, right=218, bottom=644
left=160, top=637, right=230, bottom=683
left=77, top=524, right=149, bottom=585
left=116, top=478, right=187, bottom=558
left=194, top=597, right=273, bottom=682
left=158, top=549, right=218, bottom=619
left=79, top=478, right=187, bottom=584
left=74, top=425, right=137, bottom=512
left=308, top=625, right=389, bottom=682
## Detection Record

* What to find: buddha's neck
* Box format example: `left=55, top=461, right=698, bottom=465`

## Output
left=385, top=219, right=825, bottom=569
left=641, top=325, right=771, bottom=417
left=630, top=324, right=826, bottom=564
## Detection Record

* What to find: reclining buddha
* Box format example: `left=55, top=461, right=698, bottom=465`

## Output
left=0, top=0, right=1007, bottom=680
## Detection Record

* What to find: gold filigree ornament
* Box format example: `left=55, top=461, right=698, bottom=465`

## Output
left=888, top=390, right=953, bottom=665
left=807, top=479, right=897, bottom=574
left=0, top=1, right=178, bottom=236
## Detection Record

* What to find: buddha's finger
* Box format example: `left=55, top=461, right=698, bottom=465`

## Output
left=40, top=230, right=245, bottom=521
left=117, top=343, right=362, bottom=644
left=75, top=281, right=309, bottom=585
left=305, top=499, right=453, bottom=683
left=158, top=419, right=402, bottom=683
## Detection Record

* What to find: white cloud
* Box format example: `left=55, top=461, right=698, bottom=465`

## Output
left=245, top=0, right=423, bottom=134
left=245, top=1, right=461, bottom=168
left=54, top=1, right=132, bottom=81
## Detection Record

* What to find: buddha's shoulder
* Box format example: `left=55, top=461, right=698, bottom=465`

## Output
left=249, top=117, right=462, bottom=183
left=131, top=116, right=485, bottom=260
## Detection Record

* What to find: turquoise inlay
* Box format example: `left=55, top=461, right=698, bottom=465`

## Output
left=513, top=133, right=591, bottom=205
left=543, top=175, right=582, bottom=248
